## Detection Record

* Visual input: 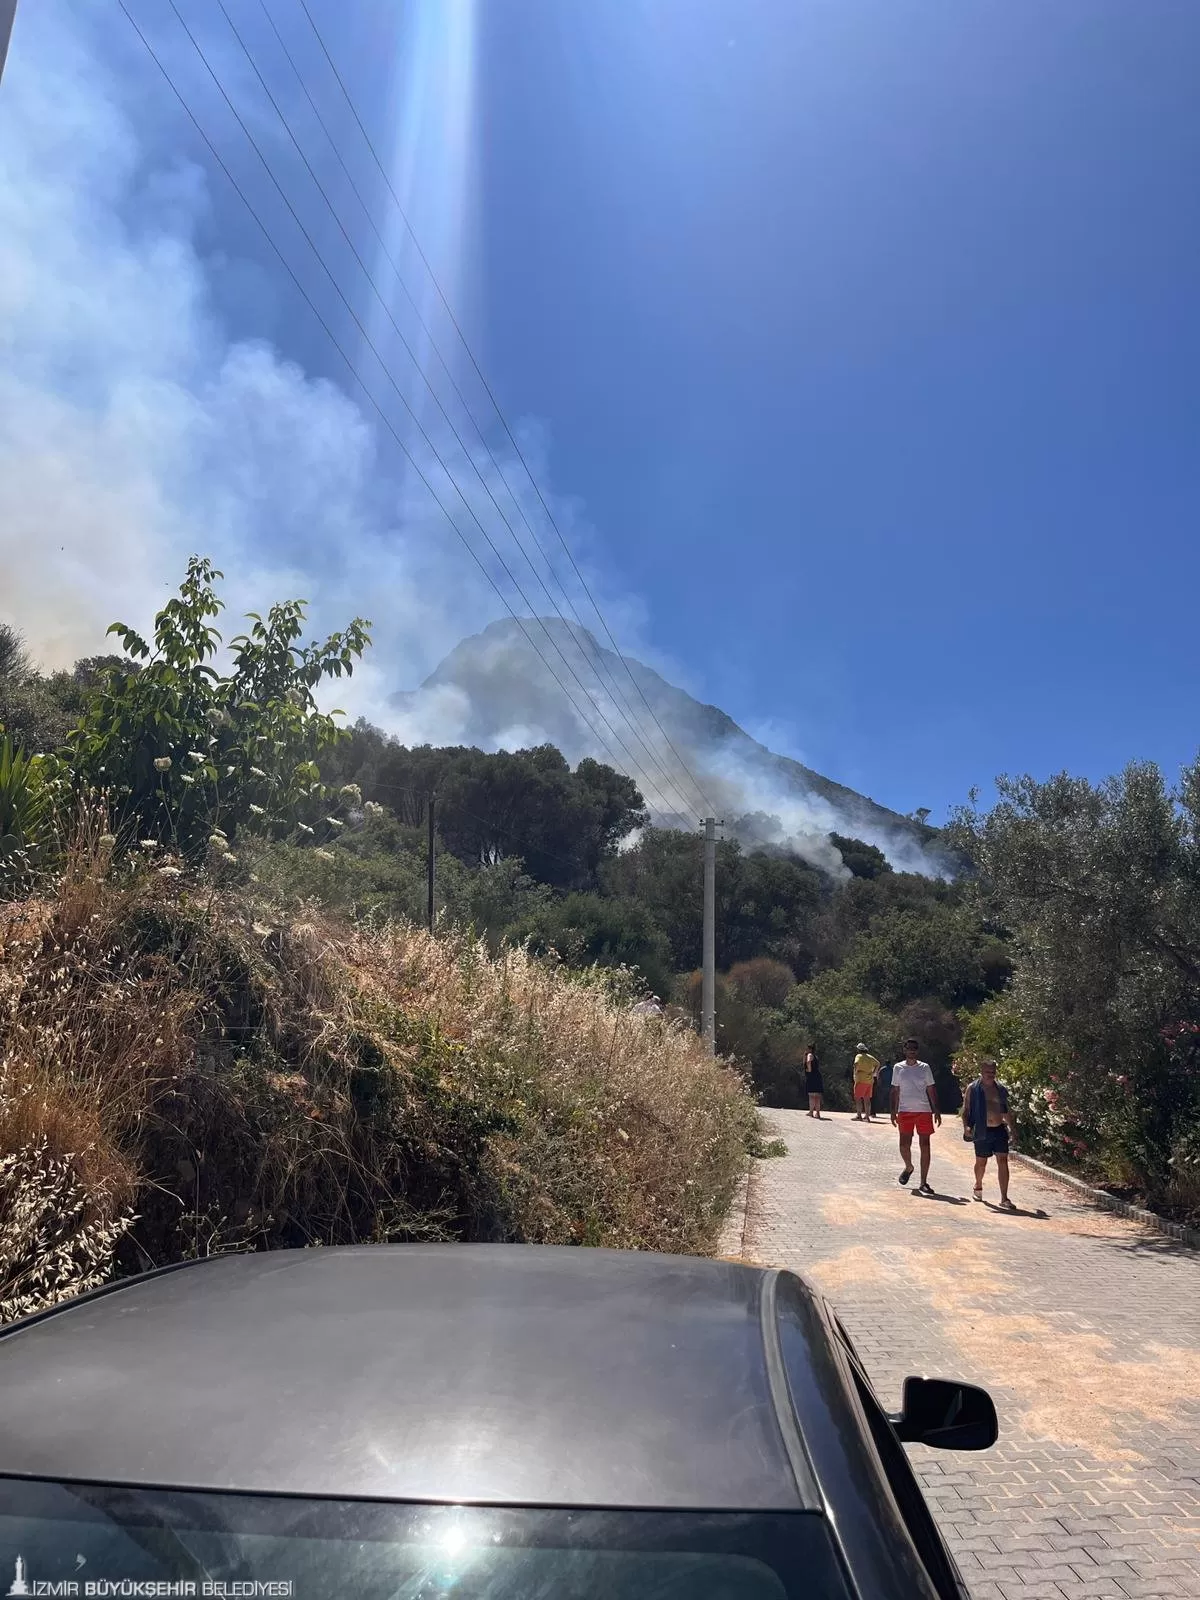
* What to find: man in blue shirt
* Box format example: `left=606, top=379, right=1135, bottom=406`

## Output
left=962, top=1058, right=1017, bottom=1210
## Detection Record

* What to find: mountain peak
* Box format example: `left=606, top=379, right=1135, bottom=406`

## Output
left=392, top=619, right=942, bottom=875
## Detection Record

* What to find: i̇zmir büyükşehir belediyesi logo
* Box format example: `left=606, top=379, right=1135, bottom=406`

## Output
left=7, top=1555, right=31, bottom=1596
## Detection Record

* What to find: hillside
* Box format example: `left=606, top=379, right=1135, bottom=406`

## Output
left=394, top=618, right=943, bottom=873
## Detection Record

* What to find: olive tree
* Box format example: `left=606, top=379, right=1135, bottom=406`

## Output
left=949, top=762, right=1200, bottom=1193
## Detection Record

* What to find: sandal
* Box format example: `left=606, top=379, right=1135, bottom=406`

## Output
left=972, top=1189, right=983, bottom=1202
left=999, top=1198, right=1017, bottom=1212
left=898, top=1168, right=913, bottom=1185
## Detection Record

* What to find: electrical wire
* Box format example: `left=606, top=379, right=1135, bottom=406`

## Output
left=119, top=0, right=690, bottom=823
left=161, top=0, right=688, bottom=823
left=238, top=0, right=700, bottom=823
left=291, top=0, right=720, bottom=822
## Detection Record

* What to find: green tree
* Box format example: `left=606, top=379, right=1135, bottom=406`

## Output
left=605, top=829, right=827, bottom=974
left=0, top=625, right=75, bottom=755
left=840, top=903, right=1006, bottom=1011
left=779, top=969, right=899, bottom=1110
left=511, top=893, right=674, bottom=997
left=949, top=763, right=1200, bottom=1195
left=338, top=739, right=646, bottom=891
left=830, top=833, right=892, bottom=879
left=69, top=558, right=370, bottom=856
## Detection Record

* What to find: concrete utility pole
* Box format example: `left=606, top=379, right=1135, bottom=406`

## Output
left=702, top=817, right=716, bottom=1054
left=426, top=794, right=436, bottom=933
left=0, top=1, right=18, bottom=89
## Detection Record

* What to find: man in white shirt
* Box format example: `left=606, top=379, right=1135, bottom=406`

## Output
left=889, top=1036, right=941, bottom=1194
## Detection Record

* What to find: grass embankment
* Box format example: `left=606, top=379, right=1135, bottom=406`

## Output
left=0, top=850, right=756, bottom=1320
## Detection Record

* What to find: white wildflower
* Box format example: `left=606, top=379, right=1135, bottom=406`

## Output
left=157, top=865, right=183, bottom=879
left=325, top=817, right=344, bottom=830
left=364, top=800, right=385, bottom=820
left=314, top=849, right=335, bottom=862
left=296, top=822, right=314, bottom=836
left=339, top=784, right=362, bottom=805
left=248, top=804, right=265, bottom=817
left=153, top=756, right=172, bottom=772
left=250, top=766, right=268, bottom=780
left=188, top=751, right=205, bottom=764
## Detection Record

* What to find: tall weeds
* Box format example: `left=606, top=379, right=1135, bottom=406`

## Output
left=0, top=848, right=756, bottom=1317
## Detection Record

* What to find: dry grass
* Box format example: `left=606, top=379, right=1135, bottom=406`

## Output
left=0, top=848, right=757, bottom=1316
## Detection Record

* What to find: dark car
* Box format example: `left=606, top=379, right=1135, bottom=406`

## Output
left=0, top=1245, right=996, bottom=1599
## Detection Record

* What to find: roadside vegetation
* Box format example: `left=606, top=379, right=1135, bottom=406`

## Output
left=0, top=562, right=752, bottom=1318
left=948, top=770, right=1200, bottom=1226
left=2, top=558, right=1197, bottom=1319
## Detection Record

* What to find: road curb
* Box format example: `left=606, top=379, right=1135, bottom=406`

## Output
left=716, top=1158, right=753, bottom=1260
left=1010, top=1150, right=1200, bottom=1250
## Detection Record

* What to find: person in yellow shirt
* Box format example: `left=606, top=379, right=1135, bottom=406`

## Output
left=851, top=1043, right=880, bottom=1121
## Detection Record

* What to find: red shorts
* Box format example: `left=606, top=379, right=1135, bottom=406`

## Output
left=853, top=1082, right=874, bottom=1101
left=897, top=1111, right=935, bottom=1137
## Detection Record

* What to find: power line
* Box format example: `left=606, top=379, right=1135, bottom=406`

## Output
left=160, top=0, right=686, bottom=824
left=125, top=0, right=690, bottom=824
left=116, top=1, right=672, bottom=821
left=213, top=0, right=698, bottom=823
left=244, top=0, right=700, bottom=824
left=291, top=0, right=720, bottom=821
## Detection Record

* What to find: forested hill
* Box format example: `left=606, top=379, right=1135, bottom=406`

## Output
left=5, top=569, right=1196, bottom=1227
left=315, top=723, right=1008, bottom=1107
left=393, top=618, right=946, bottom=873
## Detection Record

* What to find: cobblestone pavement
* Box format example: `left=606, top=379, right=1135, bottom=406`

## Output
left=736, top=1108, right=1200, bottom=1600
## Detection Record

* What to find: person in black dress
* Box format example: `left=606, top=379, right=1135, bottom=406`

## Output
left=804, top=1046, right=824, bottom=1119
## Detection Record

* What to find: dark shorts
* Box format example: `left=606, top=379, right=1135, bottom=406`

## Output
left=974, top=1125, right=1010, bottom=1157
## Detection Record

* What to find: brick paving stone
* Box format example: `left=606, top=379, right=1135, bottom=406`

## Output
left=1114, top=1582, right=1191, bottom=1598
left=738, top=1108, right=1200, bottom=1600
left=1053, top=1585, right=1131, bottom=1600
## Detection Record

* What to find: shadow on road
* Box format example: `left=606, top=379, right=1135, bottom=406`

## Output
left=1083, top=1229, right=1199, bottom=1259
left=912, top=1192, right=970, bottom=1206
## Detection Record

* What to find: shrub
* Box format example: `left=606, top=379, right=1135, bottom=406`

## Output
left=728, top=958, right=797, bottom=1010
left=955, top=996, right=1062, bottom=1160
left=0, top=737, right=61, bottom=898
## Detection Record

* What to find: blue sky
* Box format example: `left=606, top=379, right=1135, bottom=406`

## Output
left=3, top=0, right=1199, bottom=826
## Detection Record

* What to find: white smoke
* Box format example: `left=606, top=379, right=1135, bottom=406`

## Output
left=390, top=619, right=949, bottom=877
left=0, top=3, right=942, bottom=880
left=0, top=1, right=600, bottom=719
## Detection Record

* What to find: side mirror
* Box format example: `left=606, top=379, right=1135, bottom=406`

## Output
left=892, top=1376, right=998, bottom=1451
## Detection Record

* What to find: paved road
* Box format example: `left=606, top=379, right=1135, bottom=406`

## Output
left=730, top=1108, right=1200, bottom=1600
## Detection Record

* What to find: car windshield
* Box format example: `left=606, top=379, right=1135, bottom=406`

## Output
left=0, top=1480, right=850, bottom=1600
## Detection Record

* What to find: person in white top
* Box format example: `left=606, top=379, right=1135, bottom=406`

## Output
left=889, top=1036, right=941, bottom=1194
